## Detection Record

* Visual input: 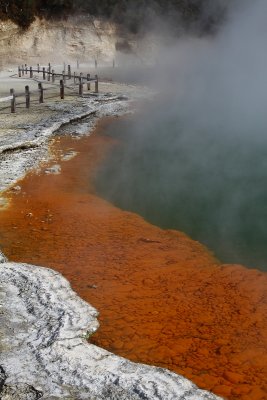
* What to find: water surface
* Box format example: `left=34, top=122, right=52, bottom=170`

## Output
left=96, top=112, right=267, bottom=270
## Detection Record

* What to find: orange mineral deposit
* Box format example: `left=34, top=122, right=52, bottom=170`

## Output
left=0, top=119, right=266, bottom=400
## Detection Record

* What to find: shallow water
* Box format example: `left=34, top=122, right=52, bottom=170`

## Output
left=95, top=113, right=267, bottom=270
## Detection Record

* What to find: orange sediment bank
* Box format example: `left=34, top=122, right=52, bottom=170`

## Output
left=0, top=119, right=266, bottom=400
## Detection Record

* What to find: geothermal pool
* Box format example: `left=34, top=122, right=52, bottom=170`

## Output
left=0, top=119, right=266, bottom=399
left=95, top=114, right=267, bottom=271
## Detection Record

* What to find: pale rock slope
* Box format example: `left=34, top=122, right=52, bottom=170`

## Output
left=0, top=16, right=161, bottom=68
left=0, top=17, right=117, bottom=67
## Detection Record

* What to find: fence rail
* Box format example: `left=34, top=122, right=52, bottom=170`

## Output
left=0, top=62, right=99, bottom=113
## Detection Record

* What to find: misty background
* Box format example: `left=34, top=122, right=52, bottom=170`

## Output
left=95, top=0, right=267, bottom=270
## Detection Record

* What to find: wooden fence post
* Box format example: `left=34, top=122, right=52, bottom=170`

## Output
left=79, top=77, right=83, bottom=96
left=47, top=63, right=51, bottom=81
left=52, top=69, right=55, bottom=83
left=18, top=66, right=21, bottom=77
left=87, top=73, right=90, bottom=90
left=73, top=72, right=76, bottom=84
left=37, top=63, right=40, bottom=73
left=10, top=89, right=15, bottom=113
left=63, top=62, right=66, bottom=73
left=30, top=67, right=33, bottom=78
left=38, top=82, right=44, bottom=103
left=68, top=65, right=71, bottom=79
left=95, top=74, right=98, bottom=93
left=42, top=67, right=46, bottom=80
left=22, top=66, right=24, bottom=76
left=25, top=85, right=30, bottom=108
left=62, top=71, right=66, bottom=83
left=60, top=79, right=64, bottom=99
left=25, top=64, right=28, bottom=74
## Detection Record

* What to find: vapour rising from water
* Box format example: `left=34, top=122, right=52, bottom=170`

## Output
left=96, top=0, right=267, bottom=270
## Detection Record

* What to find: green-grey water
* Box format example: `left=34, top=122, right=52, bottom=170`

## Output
left=95, top=111, right=267, bottom=271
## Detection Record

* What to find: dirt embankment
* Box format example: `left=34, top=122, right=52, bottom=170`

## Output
left=0, top=119, right=266, bottom=400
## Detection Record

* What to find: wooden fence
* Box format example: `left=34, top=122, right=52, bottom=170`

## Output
left=0, top=63, right=99, bottom=113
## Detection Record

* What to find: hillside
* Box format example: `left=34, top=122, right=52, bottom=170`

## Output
left=0, top=0, right=228, bottom=33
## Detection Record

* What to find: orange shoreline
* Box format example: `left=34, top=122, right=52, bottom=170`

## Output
left=0, top=119, right=266, bottom=400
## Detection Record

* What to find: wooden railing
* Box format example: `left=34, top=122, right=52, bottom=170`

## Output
left=0, top=92, right=15, bottom=112
left=0, top=63, right=99, bottom=113
left=18, top=63, right=98, bottom=90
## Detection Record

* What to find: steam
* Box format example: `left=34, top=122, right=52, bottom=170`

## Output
left=96, top=0, right=267, bottom=270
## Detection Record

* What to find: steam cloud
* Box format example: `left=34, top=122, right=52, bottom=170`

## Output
left=96, top=0, right=267, bottom=270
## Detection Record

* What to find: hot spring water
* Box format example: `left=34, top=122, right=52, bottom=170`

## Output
left=95, top=114, right=267, bottom=271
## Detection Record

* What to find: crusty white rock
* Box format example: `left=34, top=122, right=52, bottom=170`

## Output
left=0, top=84, right=142, bottom=193
left=0, top=250, right=7, bottom=262
left=0, top=262, right=222, bottom=400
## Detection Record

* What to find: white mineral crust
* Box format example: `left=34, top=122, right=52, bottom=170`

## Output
left=0, top=262, right=222, bottom=400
